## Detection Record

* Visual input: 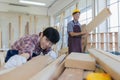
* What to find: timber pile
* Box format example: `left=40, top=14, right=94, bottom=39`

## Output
left=88, top=49, right=120, bottom=80
left=0, top=49, right=119, bottom=80
left=58, top=53, right=96, bottom=80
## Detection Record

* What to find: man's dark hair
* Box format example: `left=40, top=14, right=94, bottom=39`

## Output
left=43, top=27, right=60, bottom=44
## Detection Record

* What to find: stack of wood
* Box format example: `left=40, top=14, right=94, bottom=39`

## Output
left=0, top=54, right=66, bottom=80
left=58, top=53, right=96, bottom=80
left=88, top=49, right=120, bottom=80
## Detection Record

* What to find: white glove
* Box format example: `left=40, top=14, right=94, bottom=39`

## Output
left=46, top=50, right=58, bottom=59
left=4, top=55, right=27, bottom=69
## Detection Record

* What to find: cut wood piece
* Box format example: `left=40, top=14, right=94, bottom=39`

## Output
left=0, top=67, right=15, bottom=75
left=58, top=68, right=84, bottom=80
left=30, top=54, right=66, bottom=80
left=0, top=31, right=2, bottom=48
left=65, top=53, right=96, bottom=70
left=50, top=60, right=65, bottom=80
left=81, top=24, right=88, bottom=52
left=0, top=55, right=53, bottom=80
left=86, top=8, right=111, bottom=32
left=96, top=49, right=120, bottom=62
left=58, top=47, right=68, bottom=56
left=0, top=53, right=4, bottom=67
left=0, top=51, right=6, bottom=67
left=88, top=49, right=120, bottom=80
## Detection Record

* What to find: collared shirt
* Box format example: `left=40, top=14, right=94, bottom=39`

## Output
left=67, top=20, right=81, bottom=32
left=11, top=34, right=50, bottom=59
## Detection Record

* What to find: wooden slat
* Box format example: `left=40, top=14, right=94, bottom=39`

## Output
left=0, top=67, right=15, bottom=75
left=0, top=55, right=53, bottom=80
left=58, top=47, right=68, bottom=56
left=0, top=34, right=1, bottom=48
left=65, top=53, right=96, bottom=70
left=95, top=49, right=120, bottom=62
left=81, top=24, right=88, bottom=52
left=30, top=54, right=66, bottom=80
left=50, top=61, right=65, bottom=80
left=58, top=68, right=84, bottom=80
left=86, top=8, right=111, bottom=32
left=0, top=51, right=6, bottom=68
left=18, top=15, right=22, bottom=38
left=88, top=49, right=120, bottom=80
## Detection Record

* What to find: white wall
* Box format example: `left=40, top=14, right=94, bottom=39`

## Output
left=0, top=12, right=49, bottom=49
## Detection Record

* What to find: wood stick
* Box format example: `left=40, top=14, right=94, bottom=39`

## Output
left=0, top=55, right=53, bottom=80
left=30, top=54, right=66, bottom=80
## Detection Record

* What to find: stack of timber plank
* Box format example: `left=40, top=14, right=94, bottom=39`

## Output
left=88, top=49, right=120, bottom=80
left=58, top=53, right=96, bottom=80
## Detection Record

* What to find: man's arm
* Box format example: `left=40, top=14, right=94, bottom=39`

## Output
left=69, top=31, right=87, bottom=37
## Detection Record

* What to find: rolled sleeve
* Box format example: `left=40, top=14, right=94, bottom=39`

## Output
left=67, top=21, right=73, bottom=32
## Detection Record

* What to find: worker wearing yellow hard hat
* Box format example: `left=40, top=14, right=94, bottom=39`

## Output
left=72, top=9, right=80, bottom=15
left=67, top=8, right=87, bottom=54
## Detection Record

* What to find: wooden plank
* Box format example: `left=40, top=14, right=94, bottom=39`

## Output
left=95, top=49, right=120, bottom=62
left=25, top=22, right=29, bottom=35
left=86, top=8, right=111, bottom=32
left=0, top=51, right=6, bottom=67
left=88, top=49, right=120, bottom=80
left=0, top=53, right=4, bottom=67
left=30, top=54, right=66, bottom=80
left=18, top=15, right=22, bottom=38
left=81, top=24, right=88, bottom=52
left=58, top=68, right=84, bottom=80
left=0, top=55, right=53, bottom=80
left=34, top=16, right=37, bottom=33
left=0, top=35, right=1, bottom=49
left=58, top=47, right=68, bottom=56
left=50, top=60, right=65, bottom=80
left=65, top=53, right=96, bottom=70
left=0, top=67, right=15, bottom=75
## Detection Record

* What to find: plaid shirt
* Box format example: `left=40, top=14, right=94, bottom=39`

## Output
left=11, top=34, right=50, bottom=59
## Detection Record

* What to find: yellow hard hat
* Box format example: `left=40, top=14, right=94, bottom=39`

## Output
left=72, top=9, right=80, bottom=15
left=86, top=73, right=111, bottom=80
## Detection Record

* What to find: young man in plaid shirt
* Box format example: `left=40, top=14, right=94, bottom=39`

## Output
left=4, top=27, right=60, bottom=68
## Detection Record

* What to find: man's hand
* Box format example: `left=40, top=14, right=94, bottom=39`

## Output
left=4, top=55, right=27, bottom=69
left=46, top=50, right=58, bottom=59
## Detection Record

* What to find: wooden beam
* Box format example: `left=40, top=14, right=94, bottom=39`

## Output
left=65, top=53, right=96, bottom=70
left=18, top=15, right=22, bottom=37
left=0, top=32, right=1, bottom=48
left=34, top=16, right=37, bottom=33
left=95, top=49, right=120, bottom=62
left=86, top=8, right=111, bottom=32
left=0, top=56, right=53, bottom=80
left=88, top=49, right=120, bottom=80
left=58, top=68, right=84, bottom=80
left=30, top=54, right=66, bottom=80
